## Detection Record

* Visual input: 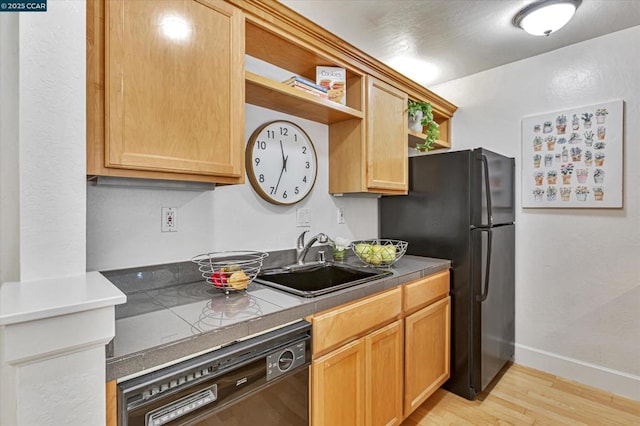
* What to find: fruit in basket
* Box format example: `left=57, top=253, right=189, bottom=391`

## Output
left=354, top=243, right=372, bottom=259
left=368, top=245, right=384, bottom=265
left=211, top=271, right=227, bottom=288
left=221, top=264, right=241, bottom=274
left=380, top=245, right=397, bottom=263
left=228, top=270, right=250, bottom=290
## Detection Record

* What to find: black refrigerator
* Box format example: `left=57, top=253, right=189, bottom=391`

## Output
left=379, top=148, right=515, bottom=400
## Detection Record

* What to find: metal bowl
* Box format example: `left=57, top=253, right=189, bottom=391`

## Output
left=350, top=239, right=408, bottom=268
left=191, top=251, right=269, bottom=293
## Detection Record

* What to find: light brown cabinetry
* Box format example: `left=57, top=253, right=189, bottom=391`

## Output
left=229, top=0, right=456, bottom=195
left=89, top=0, right=456, bottom=189
left=106, top=380, right=117, bottom=426
left=312, top=287, right=402, bottom=355
left=366, top=320, right=404, bottom=426
left=87, top=0, right=245, bottom=184
left=366, top=78, right=408, bottom=193
left=404, top=296, right=450, bottom=414
left=309, top=270, right=450, bottom=425
left=402, top=270, right=451, bottom=415
left=328, top=77, right=408, bottom=195
left=310, top=287, right=402, bottom=426
left=311, top=320, right=403, bottom=426
left=312, top=338, right=366, bottom=426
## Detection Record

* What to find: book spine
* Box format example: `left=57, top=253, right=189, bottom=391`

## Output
left=286, top=76, right=327, bottom=92
left=291, top=84, right=328, bottom=99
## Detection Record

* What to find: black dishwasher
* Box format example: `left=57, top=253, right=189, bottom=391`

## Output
left=118, top=320, right=311, bottom=426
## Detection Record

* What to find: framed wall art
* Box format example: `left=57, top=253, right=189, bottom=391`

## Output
left=521, top=100, right=623, bottom=208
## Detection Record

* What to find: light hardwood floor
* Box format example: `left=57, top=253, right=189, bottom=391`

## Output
left=403, top=363, right=640, bottom=425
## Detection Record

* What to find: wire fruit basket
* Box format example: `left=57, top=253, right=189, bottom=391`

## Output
left=350, top=239, right=408, bottom=268
left=191, top=251, right=269, bottom=294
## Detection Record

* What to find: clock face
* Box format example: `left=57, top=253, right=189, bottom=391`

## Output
left=246, top=121, right=318, bottom=205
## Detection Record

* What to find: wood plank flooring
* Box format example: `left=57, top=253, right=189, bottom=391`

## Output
left=402, top=363, right=640, bottom=425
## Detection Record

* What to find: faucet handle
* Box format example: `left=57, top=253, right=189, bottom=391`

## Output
left=296, top=230, right=308, bottom=249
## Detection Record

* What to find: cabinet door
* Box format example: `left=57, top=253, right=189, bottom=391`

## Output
left=366, top=320, right=403, bottom=426
left=106, top=0, right=244, bottom=178
left=106, top=380, right=116, bottom=426
left=366, top=77, right=408, bottom=193
left=312, top=339, right=366, bottom=426
left=404, top=296, right=451, bottom=415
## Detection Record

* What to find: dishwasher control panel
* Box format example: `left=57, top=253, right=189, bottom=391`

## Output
left=266, top=341, right=306, bottom=381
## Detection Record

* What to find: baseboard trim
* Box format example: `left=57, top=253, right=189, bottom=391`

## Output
left=515, top=343, right=640, bottom=401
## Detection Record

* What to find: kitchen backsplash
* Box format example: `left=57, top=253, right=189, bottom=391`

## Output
left=86, top=104, right=378, bottom=272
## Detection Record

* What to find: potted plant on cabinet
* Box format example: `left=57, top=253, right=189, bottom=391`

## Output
left=408, top=100, right=440, bottom=152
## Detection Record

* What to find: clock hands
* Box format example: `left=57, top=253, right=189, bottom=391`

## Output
left=274, top=140, right=288, bottom=195
left=280, top=140, right=289, bottom=172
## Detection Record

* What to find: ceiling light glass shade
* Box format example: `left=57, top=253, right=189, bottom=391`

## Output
left=514, top=0, right=581, bottom=36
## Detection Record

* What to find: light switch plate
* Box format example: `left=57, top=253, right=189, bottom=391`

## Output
left=296, top=208, right=311, bottom=227
left=337, top=207, right=345, bottom=224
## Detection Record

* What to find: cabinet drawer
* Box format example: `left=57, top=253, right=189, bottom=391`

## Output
left=312, top=287, right=402, bottom=355
left=403, top=270, right=450, bottom=314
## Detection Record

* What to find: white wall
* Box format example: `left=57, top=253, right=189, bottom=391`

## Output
left=433, top=26, right=640, bottom=399
left=0, top=2, right=87, bottom=282
left=0, top=13, right=20, bottom=282
left=87, top=103, right=379, bottom=271
left=1, top=3, right=116, bottom=426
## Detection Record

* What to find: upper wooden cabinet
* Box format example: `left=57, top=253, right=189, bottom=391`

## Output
left=228, top=0, right=457, bottom=195
left=366, top=77, right=408, bottom=192
left=88, top=0, right=457, bottom=189
left=87, top=0, right=245, bottom=184
left=328, top=77, right=408, bottom=194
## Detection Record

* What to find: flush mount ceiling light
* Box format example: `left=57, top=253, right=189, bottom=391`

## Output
left=513, top=0, right=582, bottom=36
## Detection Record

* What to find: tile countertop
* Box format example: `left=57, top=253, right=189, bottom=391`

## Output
left=104, top=254, right=450, bottom=382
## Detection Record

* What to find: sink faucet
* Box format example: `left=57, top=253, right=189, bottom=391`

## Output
left=296, top=231, right=332, bottom=265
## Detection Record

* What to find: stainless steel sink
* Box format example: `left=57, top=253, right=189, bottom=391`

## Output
left=255, top=262, right=392, bottom=297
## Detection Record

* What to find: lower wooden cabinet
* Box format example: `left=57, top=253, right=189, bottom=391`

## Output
left=312, top=338, right=366, bottom=426
left=311, top=320, right=403, bottom=426
left=309, top=270, right=451, bottom=425
left=366, top=320, right=403, bottom=426
left=106, top=380, right=117, bottom=426
left=404, top=296, right=451, bottom=415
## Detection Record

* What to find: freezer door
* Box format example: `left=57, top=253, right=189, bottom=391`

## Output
left=471, top=149, right=515, bottom=227
left=380, top=151, right=473, bottom=254
left=470, top=224, right=515, bottom=395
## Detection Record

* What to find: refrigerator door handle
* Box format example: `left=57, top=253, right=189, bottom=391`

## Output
left=476, top=229, right=492, bottom=302
left=478, top=154, right=494, bottom=227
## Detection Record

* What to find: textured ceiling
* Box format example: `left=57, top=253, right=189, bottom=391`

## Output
left=279, top=0, right=640, bottom=87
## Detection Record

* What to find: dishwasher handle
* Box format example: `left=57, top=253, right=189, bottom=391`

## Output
left=145, top=385, right=218, bottom=426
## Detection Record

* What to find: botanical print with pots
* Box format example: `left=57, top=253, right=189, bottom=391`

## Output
left=522, top=100, right=623, bottom=208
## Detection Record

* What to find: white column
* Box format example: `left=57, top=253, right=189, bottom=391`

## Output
left=0, top=273, right=125, bottom=426
left=1, top=2, right=127, bottom=425
left=17, top=0, right=87, bottom=281
left=0, top=12, right=20, bottom=282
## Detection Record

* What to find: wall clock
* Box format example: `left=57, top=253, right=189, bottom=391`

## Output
left=246, top=120, right=318, bottom=205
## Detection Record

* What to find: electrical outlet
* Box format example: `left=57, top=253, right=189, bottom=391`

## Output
left=296, top=208, right=311, bottom=227
left=162, top=207, right=178, bottom=232
left=337, top=207, right=345, bottom=224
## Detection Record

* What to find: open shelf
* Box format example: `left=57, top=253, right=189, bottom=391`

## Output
left=245, top=72, right=363, bottom=124
left=407, top=128, right=450, bottom=151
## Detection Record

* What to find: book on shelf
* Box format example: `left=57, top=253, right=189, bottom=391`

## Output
left=316, top=66, right=346, bottom=105
left=290, top=82, right=328, bottom=99
left=282, top=75, right=328, bottom=93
